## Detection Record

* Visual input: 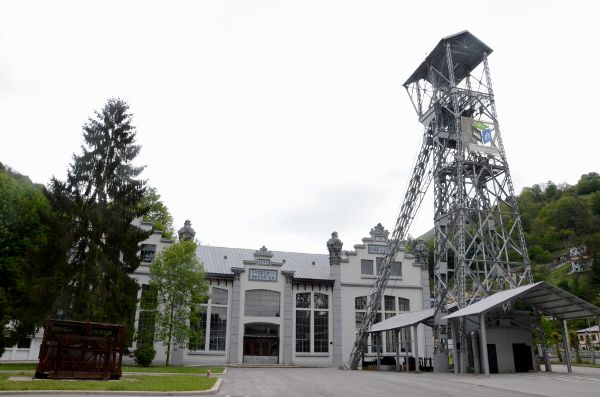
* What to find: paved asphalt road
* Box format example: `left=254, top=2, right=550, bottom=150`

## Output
left=8, top=365, right=600, bottom=397
left=217, top=366, right=600, bottom=397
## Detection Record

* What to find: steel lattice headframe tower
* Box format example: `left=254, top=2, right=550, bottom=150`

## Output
left=347, top=31, right=533, bottom=370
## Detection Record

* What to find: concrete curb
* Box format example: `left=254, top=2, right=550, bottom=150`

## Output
left=120, top=368, right=227, bottom=377
left=226, top=364, right=329, bottom=369
left=0, top=376, right=223, bottom=396
left=0, top=369, right=227, bottom=377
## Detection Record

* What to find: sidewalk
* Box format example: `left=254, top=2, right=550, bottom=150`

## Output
left=549, top=364, right=600, bottom=376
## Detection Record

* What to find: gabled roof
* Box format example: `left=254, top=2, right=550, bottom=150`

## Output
left=196, top=245, right=332, bottom=280
left=576, top=325, right=599, bottom=333
left=403, top=30, right=493, bottom=87
left=443, top=281, right=600, bottom=321
left=368, top=308, right=436, bottom=333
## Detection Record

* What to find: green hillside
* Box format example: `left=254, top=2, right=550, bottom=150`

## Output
left=416, top=172, right=600, bottom=308
left=517, top=172, right=600, bottom=307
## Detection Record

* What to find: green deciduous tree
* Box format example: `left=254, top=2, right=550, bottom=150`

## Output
left=149, top=240, right=207, bottom=365
left=568, top=330, right=581, bottom=364
left=550, top=332, right=563, bottom=363
left=0, top=164, right=67, bottom=355
left=552, top=195, right=591, bottom=233
left=590, top=192, right=600, bottom=217
left=140, top=186, right=174, bottom=239
left=48, top=98, right=150, bottom=341
left=576, top=172, right=600, bottom=195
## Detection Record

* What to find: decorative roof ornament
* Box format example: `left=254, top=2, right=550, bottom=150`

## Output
left=254, top=245, right=273, bottom=258
left=369, top=223, right=389, bottom=240
left=414, top=238, right=429, bottom=264
left=178, top=220, right=196, bottom=241
left=327, top=231, right=343, bottom=262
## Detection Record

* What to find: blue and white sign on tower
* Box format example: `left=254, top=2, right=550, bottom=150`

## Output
left=481, top=128, right=492, bottom=144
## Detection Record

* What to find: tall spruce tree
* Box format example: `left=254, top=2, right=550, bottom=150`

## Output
left=49, top=98, right=150, bottom=340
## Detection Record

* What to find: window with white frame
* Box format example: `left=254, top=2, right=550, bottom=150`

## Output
left=384, top=295, right=396, bottom=352
left=355, top=295, right=413, bottom=354
left=245, top=289, right=280, bottom=317
left=361, top=260, right=374, bottom=275
left=137, top=284, right=157, bottom=347
left=370, top=313, right=382, bottom=353
left=385, top=297, right=412, bottom=353
left=375, top=257, right=402, bottom=277
left=295, top=291, right=330, bottom=354
left=190, top=287, right=228, bottom=352
left=313, top=293, right=329, bottom=353
left=355, top=296, right=367, bottom=330
left=296, top=292, right=311, bottom=352
left=398, top=297, right=410, bottom=312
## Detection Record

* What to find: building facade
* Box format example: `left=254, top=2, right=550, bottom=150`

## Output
left=1, top=222, right=431, bottom=367
left=130, top=222, right=431, bottom=366
left=576, top=325, right=600, bottom=349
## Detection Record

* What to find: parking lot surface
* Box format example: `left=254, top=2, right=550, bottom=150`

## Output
left=218, top=365, right=600, bottom=397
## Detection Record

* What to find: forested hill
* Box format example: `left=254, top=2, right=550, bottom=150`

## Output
left=415, top=172, right=600, bottom=307
left=516, top=172, right=600, bottom=305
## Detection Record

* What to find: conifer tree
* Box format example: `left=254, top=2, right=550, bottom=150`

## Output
left=48, top=98, right=150, bottom=339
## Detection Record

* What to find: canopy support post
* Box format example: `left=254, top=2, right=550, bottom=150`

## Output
left=413, top=324, right=420, bottom=373
left=480, top=312, right=490, bottom=377
left=560, top=319, right=572, bottom=373
left=395, top=329, right=401, bottom=371
left=451, top=319, right=459, bottom=375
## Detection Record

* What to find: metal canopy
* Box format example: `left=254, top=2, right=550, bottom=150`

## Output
left=444, top=281, right=600, bottom=320
left=368, top=308, right=436, bottom=333
left=403, top=30, right=493, bottom=87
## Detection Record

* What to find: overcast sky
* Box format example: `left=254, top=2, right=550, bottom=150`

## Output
left=1, top=1, right=599, bottom=254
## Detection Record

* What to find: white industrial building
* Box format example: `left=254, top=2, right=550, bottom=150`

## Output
left=133, top=221, right=431, bottom=366
left=1, top=222, right=431, bottom=368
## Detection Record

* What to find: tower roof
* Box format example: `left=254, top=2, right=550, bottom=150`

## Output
left=403, top=30, right=493, bottom=87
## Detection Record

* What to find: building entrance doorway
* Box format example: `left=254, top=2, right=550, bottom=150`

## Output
left=512, top=343, right=533, bottom=372
left=243, top=323, right=279, bottom=364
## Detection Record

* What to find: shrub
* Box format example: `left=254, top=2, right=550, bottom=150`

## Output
left=134, top=345, right=156, bottom=367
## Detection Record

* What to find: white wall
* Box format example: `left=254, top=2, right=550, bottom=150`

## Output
left=486, top=327, right=533, bottom=373
left=340, top=241, right=428, bottom=364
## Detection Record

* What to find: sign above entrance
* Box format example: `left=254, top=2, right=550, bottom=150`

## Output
left=249, top=268, right=277, bottom=282
left=368, top=244, right=388, bottom=255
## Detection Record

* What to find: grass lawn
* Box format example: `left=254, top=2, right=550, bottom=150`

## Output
left=0, top=363, right=223, bottom=374
left=0, top=372, right=218, bottom=392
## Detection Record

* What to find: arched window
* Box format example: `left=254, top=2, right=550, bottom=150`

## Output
left=245, top=290, right=280, bottom=317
